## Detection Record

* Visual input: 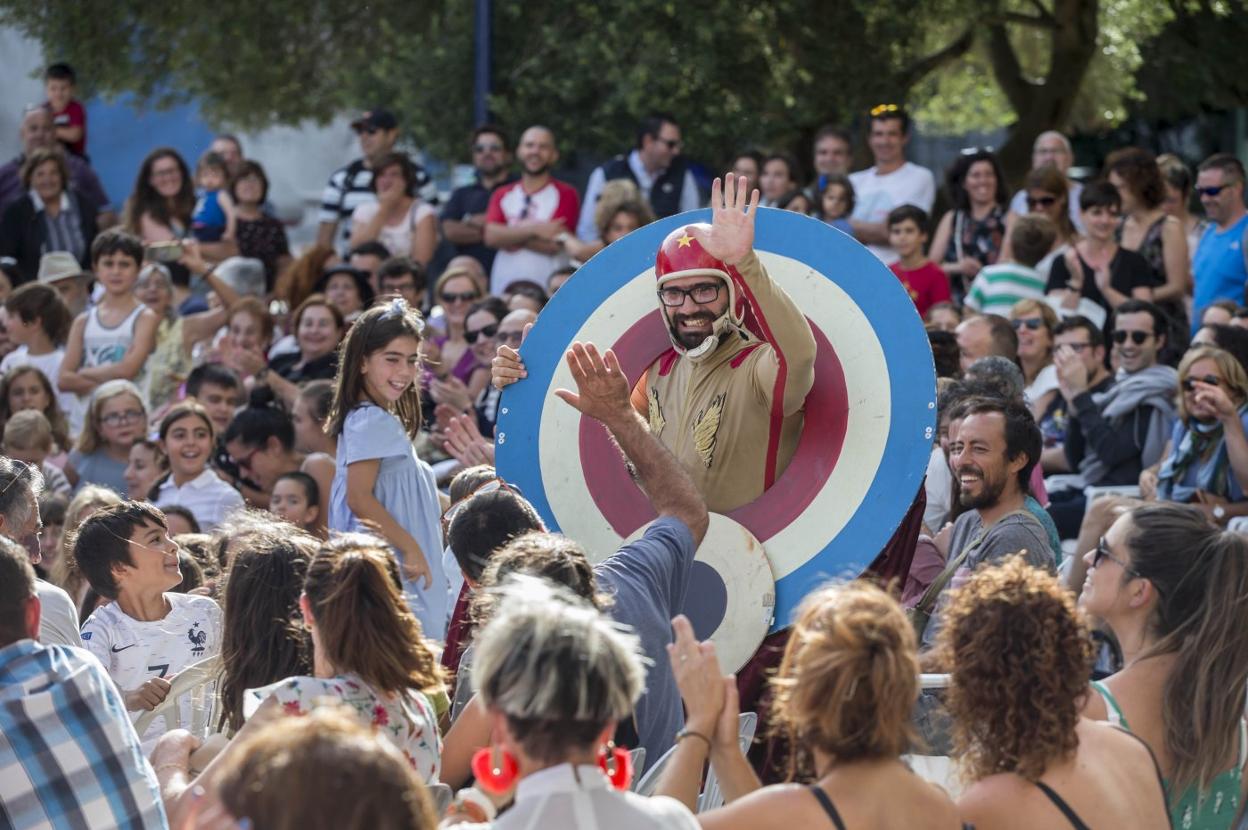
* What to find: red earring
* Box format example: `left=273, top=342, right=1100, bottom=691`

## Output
left=597, top=742, right=633, bottom=791
left=471, top=747, right=519, bottom=794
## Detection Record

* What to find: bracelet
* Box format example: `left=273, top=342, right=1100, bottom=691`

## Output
left=675, top=728, right=712, bottom=749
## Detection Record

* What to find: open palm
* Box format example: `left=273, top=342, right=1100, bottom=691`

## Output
left=690, top=173, right=758, bottom=266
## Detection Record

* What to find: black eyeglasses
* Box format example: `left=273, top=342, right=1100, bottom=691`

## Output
left=1113, top=330, right=1153, bottom=345
left=1182, top=374, right=1221, bottom=392
left=1027, top=195, right=1057, bottom=209
left=658, top=283, right=722, bottom=307
left=464, top=323, right=500, bottom=344
left=440, top=291, right=479, bottom=305
left=1012, top=318, right=1044, bottom=331
left=101, top=409, right=145, bottom=427
left=1093, top=537, right=1140, bottom=578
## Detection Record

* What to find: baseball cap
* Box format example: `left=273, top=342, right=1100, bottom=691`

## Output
left=351, top=109, right=398, bottom=132
left=36, top=251, right=86, bottom=284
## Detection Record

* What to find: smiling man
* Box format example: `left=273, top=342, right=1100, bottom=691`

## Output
left=917, top=396, right=1052, bottom=650
left=1192, top=153, right=1248, bottom=330
left=848, top=105, right=936, bottom=264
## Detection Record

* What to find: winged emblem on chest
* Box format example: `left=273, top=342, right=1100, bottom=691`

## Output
left=693, top=393, right=726, bottom=468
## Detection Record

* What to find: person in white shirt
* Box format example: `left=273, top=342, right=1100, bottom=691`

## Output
left=153, top=400, right=243, bottom=531
left=1, top=280, right=77, bottom=421
left=75, top=500, right=222, bottom=743
left=849, top=105, right=936, bottom=264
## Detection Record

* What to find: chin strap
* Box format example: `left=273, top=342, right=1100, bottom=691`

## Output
left=669, top=311, right=737, bottom=364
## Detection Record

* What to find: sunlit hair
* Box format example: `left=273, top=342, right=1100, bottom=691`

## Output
left=594, top=179, right=655, bottom=239
left=327, top=300, right=426, bottom=441
left=474, top=576, right=645, bottom=764
left=939, top=556, right=1094, bottom=783
left=211, top=508, right=286, bottom=572
left=50, top=485, right=122, bottom=605
left=1106, top=146, right=1166, bottom=210
left=304, top=534, right=442, bottom=694
left=472, top=531, right=607, bottom=625
left=216, top=704, right=436, bottom=830
left=0, top=457, right=43, bottom=539
left=1175, top=346, right=1248, bottom=421
left=0, top=366, right=70, bottom=450
left=217, top=523, right=316, bottom=732
left=771, top=581, right=917, bottom=778
left=158, top=399, right=215, bottom=443
left=432, top=267, right=486, bottom=305
left=275, top=245, right=338, bottom=309
left=1009, top=298, right=1058, bottom=336
left=75, top=380, right=145, bottom=454
left=1121, top=503, right=1248, bottom=795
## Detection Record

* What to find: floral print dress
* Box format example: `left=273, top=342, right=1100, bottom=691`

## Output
left=245, top=672, right=442, bottom=782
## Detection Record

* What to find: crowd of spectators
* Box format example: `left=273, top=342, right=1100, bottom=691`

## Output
left=2, top=59, right=1248, bottom=830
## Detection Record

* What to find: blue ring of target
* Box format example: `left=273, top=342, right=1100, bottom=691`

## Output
left=496, top=207, right=936, bottom=631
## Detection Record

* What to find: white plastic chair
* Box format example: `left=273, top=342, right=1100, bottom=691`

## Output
left=697, top=712, right=758, bottom=812
left=633, top=742, right=679, bottom=796
left=1083, top=485, right=1141, bottom=502
left=134, top=654, right=221, bottom=737
left=904, top=673, right=961, bottom=798
left=629, top=746, right=647, bottom=781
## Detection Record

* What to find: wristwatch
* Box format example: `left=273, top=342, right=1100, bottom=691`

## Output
left=1213, top=504, right=1227, bottom=523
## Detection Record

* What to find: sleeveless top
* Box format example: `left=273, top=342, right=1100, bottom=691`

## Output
left=944, top=206, right=1006, bottom=268
left=1092, top=680, right=1245, bottom=829
left=82, top=304, right=145, bottom=370
left=807, top=784, right=973, bottom=830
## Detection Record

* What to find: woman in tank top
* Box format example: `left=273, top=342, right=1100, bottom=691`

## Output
left=1080, top=503, right=1248, bottom=830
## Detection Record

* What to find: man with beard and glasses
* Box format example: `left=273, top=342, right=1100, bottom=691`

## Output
left=493, top=173, right=816, bottom=512
left=914, top=395, right=1053, bottom=651
left=483, top=125, right=580, bottom=294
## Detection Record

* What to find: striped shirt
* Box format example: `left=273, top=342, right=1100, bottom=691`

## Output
left=319, top=159, right=376, bottom=251
left=30, top=189, right=86, bottom=263
left=964, top=262, right=1046, bottom=316
left=0, top=640, right=167, bottom=830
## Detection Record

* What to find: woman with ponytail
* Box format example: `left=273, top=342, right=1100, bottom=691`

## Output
left=1080, top=503, right=1248, bottom=829
left=656, top=581, right=965, bottom=828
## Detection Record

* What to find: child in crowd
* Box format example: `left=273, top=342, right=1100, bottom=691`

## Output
left=162, top=506, right=201, bottom=536
left=3, top=410, right=71, bottom=496
left=817, top=174, right=855, bottom=236
left=153, top=400, right=244, bottom=531
left=925, top=301, right=963, bottom=333
left=887, top=205, right=952, bottom=317
left=124, top=438, right=166, bottom=500
left=191, top=151, right=236, bottom=243
left=327, top=299, right=447, bottom=640
left=43, top=62, right=86, bottom=157
left=70, top=379, right=147, bottom=495
left=270, top=471, right=322, bottom=534
left=0, top=365, right=74, bottom=473
left=59, top=230, right=159, bottom=410
left=37, top=491, right=67, bottom=576
left=77, top=501, right=222, bottom=743
left=964, top=214, right=1058, bottom=316
left=1, top=284, right=73, bottom=408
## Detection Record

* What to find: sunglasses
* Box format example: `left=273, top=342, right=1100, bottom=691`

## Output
left=1112, top=330, right=1152, bottom=345
left=440, top=291, right=479, bottom=305
left=1026, top=195, right=1057, bottom=209
left=1093, top=537, right=1140, bottom=578
left=473, top=143, right=504, bottom=153
left=1012, top=318, right=1044, bottom=331
left=656, top=137, right=681, bottom=151
left=1182, top=374, right=1221, bottom=392
left=1197, top=184, right=1237, bottom=198
left=465, top=323, right=500, bottom=344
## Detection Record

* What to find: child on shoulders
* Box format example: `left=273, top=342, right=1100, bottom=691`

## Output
left=191, top=151, right=236, bottom=244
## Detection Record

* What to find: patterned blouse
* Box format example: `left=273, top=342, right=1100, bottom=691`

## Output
left=245, top=672, right=442, bottom=782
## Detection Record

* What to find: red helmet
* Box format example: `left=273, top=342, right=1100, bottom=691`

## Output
left=654, top=224, right=745, bottom=327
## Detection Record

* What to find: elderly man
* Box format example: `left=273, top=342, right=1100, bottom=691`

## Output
left=495, top=173, right=817, bottom=512
left=955, top=314, right=1018, bottom=374
left=1007, top=130, right=1085, bottom=233
left=0, top=106, right=114, bottom=226
left=0, top=458, right=80, bottom=648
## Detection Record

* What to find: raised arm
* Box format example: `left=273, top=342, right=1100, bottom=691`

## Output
left=555, top=342, right=709, bottom=545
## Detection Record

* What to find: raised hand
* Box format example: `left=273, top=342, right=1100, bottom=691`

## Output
left=491, top=323, right=533, bottom=391
left=690, top=173, right=759, bottom=266
left=553, top=342, right=632, bottom=427
left=667, top=614, right=726, bottom=735
left=443, top=413, right=496, bottom=467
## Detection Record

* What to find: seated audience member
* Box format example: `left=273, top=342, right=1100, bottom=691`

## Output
left=560, top=179, right=655, bottom=263
left=274, top=243, right=339, bottom=310
left=941, top=556, right=1169, bottom=830
left=1048, top=300, right=1178, bottom=539
left=1081, top=503, right=1248, bottom=830
left=925, top=301, right=961, bottom=333
left=1201, top=299, right=1240, bottom=328
left=1192, top=322, right=1248, bottom=375
left=124, top=438, right=164, bottom=499
left=377, top=256, right=428, bottom=310
left=230, top=160, right=291, bottom=289
left=657, top=581, right=963, bottom=828
left=730, top=149, right=764, bottom=196
left=430, top=296, right=507, bottom=415
left=963, top=215, right=1057, bottom=316
left=0, top=365, right=73, bottom=467
left=502, top=279, right=547, bottom=314
left=446, top=578, right=699, bottom=828
left=263, top=294, right=345, bottom=406
left=70, top=379, right=147, bottom=495
left=0, top=106, right=113, bottom=224
left=292, top=379, right=338, bottom=465
left=928, top=149, right=1009, bottom=297
left=190, top=151, right=236, bottom=244
left=269, top=471, right=322, bottom=533
left=1, top=283, right=72, bottom=403
left=3, top=409, right=71, bottom=495
left=349, top=152, right=437, bottom=267
left=0, top=147, right=99, bottom=282
left=216, top=296, right=275, bottom=384
left=224, top=387, right=334, bottom=516
left=547, top=264, right=575, bottom=296
left=315, top=264, right=374, bottom=323
left=213, top=521, right=315, bottom=733
left=0, top=535, right=167, bottom=830
left=1039, top=316, right=1110, bottom=475
left=914, top=396, right=1053, bottom=650
left=161, top=505, right=200, bottom=537
left=427, top=266, right=485, bottom=383
left=887, top=205, right=952, bottom=317
left=36, top=490, right=67, bottom=576
left=928, top=330, right=960, bottom=379
left=955, top=313, right=1017, bottom=373
left=348, top=240, right=391, bottom=291
left=1005, top=166, right=1079, bottom=281
left=759, top=152, right=800, bottom=208
left=48, top=483, right=121, bottom=610
left=778, top=188, right=814, bottom=214
left=1009, top=298, right=1060, bottom=417
left=76, top=502, right=222, bottom=742
left=153, top=401, right=244, bottom=531
left=0, top=457, right=81, bottom=647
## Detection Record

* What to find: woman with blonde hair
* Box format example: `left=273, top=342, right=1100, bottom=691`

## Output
left=657, top=581, right=964, bottom=828
left=68, top=379, right=147, bottom=495
left=942, top=555, right=1169, bottom=829
left=1009, top=298, right=1060, bottom=418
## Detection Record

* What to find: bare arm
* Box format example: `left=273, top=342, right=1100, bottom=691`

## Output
left=411, top=212, right=437, bottom=267
left=483, top=220, right=535, bottom=249
left=1154, top=217, right=1190, bottom=302
left=441, top=694, right=491, bottom=789
left=345, top=458, right=432, bottom=586
left=850, top=218, right=890, bottom=245
left=442, top=214, right=485, bottom=245
left=57, top=314, right=95, bottom=394
left=928, top=211, right=953, bottom=264
left=55, top=124, right=83, bottom=144
left=78, top=308, right=159, bottom=383
left=349, top=203, right=388, bottom=249
left=315, top=220, right=338, bottom=249
left=217, top=190, right=237, bottom=241
left=301, top=454, right=335, bottom=535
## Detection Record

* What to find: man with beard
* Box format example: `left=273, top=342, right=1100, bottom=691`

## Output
left=483, top=125, right=580, bottom=294
left=493, top=173, right=816, bottom=512
left=915, top=395, right=1053, bottom=650
left=441, top=124, right=517, bottom=274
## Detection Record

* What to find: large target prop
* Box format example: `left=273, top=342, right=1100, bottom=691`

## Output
left=496, top=208, right=935, bottom=663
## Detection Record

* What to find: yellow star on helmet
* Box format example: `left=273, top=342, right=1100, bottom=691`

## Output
left=676, top=233, right=694, bottom=248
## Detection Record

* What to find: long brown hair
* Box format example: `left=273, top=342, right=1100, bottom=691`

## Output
left=275, top=245, right=338, bottom=309
left=0, top=366, right=70, bottom=450
left=326, top=300, right=425, bottom=441
left=304, top=534, right=442, bottom=694
left=123, top=147, right=195, bottom=234
left=1124, top=503, right=1248, bottom=795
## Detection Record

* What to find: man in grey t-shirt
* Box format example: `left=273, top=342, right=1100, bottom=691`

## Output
left=921, top=396, right=1054, bottom=651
